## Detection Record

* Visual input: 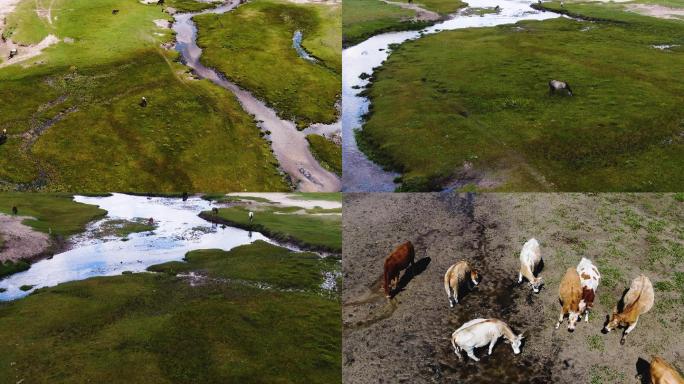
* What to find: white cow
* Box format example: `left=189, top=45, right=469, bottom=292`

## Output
left=451, top=318, right=524, bottom=362
left=576, top=257, right=600, bottom=322
left=249, top=211, right=254, bottom=223
left=518, top=238, right=544, bottom=293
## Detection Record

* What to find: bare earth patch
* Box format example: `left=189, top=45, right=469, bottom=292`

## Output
left=382, top=0, right=441, bottom=21
left=626, top=4, right=684, bottom=19
left=0, top=213, right=50, bottom=263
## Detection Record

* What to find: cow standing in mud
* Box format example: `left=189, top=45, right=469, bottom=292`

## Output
left=576, top=257, right=600, bottom=322
left=650, top=356, right=684, bottom=384
left=556, top=268, right=584, bottom=331
left=603, top=274, right=654, bottom=345
left=444, top=260, right=480, bottom=307
left=518, top=238, right=544, bottom=293
left=383, top=241, right=415, bottom=299
left=451, top=318, right=524, bottom=362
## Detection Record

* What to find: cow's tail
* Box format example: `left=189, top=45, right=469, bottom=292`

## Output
left=444, top=266, right=453, bottom=299
left=451, top=335, right=461, bottom=358
left=383, top=265, right=390, bottom=298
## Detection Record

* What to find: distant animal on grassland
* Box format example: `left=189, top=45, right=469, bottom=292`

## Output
left=157, top=0, right=164, bottom=5
left=576, top=257, right=600, bottom=322
left=518, top=238, right=544, bottom=293
left=603, top=274, right=654, bottom=345
left=249, top=211, right=254, bottom=223
left=549, top=80, right=573, bottom=96
left=556, top=268, right=585, bottom=332
left=112, top=9, right=119, bottom=15
left=650, top=356, right=684, bottom=384
left=212, top=207, right=219, bottom=215
left=11, top=206, right=18, bottom=215
left=383, top=241, right=415, bottom=298
left=451, top=318, right=524, bottom=362
left=444, top=260, right=480, bottom=307
left=140, top=96, right=148, bottom=107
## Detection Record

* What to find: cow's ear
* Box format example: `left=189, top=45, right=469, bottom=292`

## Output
left=518, top=333, right=525, bottom=340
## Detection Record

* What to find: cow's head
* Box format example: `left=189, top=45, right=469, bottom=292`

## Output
left=506, top=333, right=524, bottom=355
left=529, top=277, right=544, bottom=293
left=602, top=311, right=621, bottom=333
left=470, top=269, right=481, bottom=287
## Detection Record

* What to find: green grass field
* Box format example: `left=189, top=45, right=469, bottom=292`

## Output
left=0, top=0, right=288, bottom=192
left=203, top=205, right=342, bottom=253
left=0, top=193, right=106, bottom=236
left=195, top=0, right=341, bottom=128
left=358, top=10, right=684, bottom=191
left=394, top=0, right=466, bottom=15
left=0, top=241, right=340, bottom=383
left=343, top=0, right=428, bottom=47
left=306, top=135, right=342, bottom=176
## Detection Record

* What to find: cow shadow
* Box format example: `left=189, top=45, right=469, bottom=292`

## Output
left=635, top=357, right=651, bottom=384
left=534, top=258, right=545, bottom=276
left=391, top=257, right=431, bottom=298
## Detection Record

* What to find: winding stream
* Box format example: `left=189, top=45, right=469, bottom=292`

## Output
left=0, top=194, right=275, bottom=301
left=173, top=1, right=341, bottom=192
left=342, top=0, right=558, bottom=191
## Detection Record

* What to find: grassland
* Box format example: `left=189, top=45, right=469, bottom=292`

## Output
left=306, top=135, right=342, bottom=176
left=195, top=0, right=341, bottom=128
left=0, top=241, right=340, bottom=383
left=0, top=0, right=288, bottom=192
left=202, top=205, right=341, bottom=253
left=93, top=218, right=156, bottom=239
left=358, top=10, right=684, bottom=191
left=0, top=192, right=106, bottom=236
left=393, top=0, right=466, bottom=15
left=343, top=0, right=429, bottom=47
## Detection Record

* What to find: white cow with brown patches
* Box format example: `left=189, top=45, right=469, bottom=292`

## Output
left=576, top=257, right=600, bottom=322
left=444, top=260, right=480, bottom=307
left=603, top=274, right=654, bottom=345
left=518, top=238, right=544, bottom=293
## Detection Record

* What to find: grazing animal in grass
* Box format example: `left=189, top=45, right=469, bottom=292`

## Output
left=112, top=9, right=119, bottom=15
left=549, top=80, right=573, bottom=96
left=9, top=48, right=17, bottom=58
left=444, top=260, right=480, bottom=307
left=212, top=207, right=219, bottom=215
left=603, top=274, right=654, bottom=345
left=383, top=241, right=415, bottom=299
left=650, top=356, right=684, bottom=384
left=0, top=128, right=7, bottom=144
left=140, top=96, right=148, bottom=107
left=518, top=238, right=544, bottom=293
left=576, top=257, right=600, bottom=322
left=147, top=217, right=154, bottom=226
left=451, top=318, right=524, bottom=362
left=157, top=0, right=165, bottom=5
left=11, top=206, right=18, bottom=215
left=556, top=268, right=585, bottom=332
left=248, top=211, right=254, bottom=223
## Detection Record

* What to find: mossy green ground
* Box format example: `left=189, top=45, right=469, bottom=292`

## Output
left=94, top=218, right=156, bottom=238
left=342, top=0, right=429, bottom=47
left=195, top=0, right=341, bottom=128
left=205, top=205, right=342, bottom=253
left=359, top=9, right=684, bottom=191
left=0, top=242, right=340, bottom=383
left=0, top=0, right=288, bottom=192
left=394, top=0, right=466, bottom=15
left=0, top=192, right=106, bottom=236
left=306, top=135, right=342, bottom=176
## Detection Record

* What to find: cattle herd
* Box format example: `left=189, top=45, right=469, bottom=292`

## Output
left=382, top=238, right=682, bottom=383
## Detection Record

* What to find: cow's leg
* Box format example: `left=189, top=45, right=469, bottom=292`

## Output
left=466, top=348, right=479, bottom=362
left=555, top=311, right=564, bottom=329
left=621, top=318, right=639, bottom=345
left=488, top=339, right=497, bottom=355
left=584, top=309, right=589, bottom=322
left=518, top=272, right=522, bottom=284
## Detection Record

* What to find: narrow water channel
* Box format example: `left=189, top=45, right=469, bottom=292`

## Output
left=342, top=0, right=558, bottom=192
left=0, top=194, right=273, bottom=301
left=173, top=1, right=341, bottom=192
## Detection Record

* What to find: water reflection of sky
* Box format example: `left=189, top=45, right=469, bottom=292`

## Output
left=0, top=193, right=272, bottom=301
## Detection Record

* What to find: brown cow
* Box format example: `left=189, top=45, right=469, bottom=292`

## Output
left=383, top=241, right=415, bottom=298
left=651, top=356, right=684, bottom=384
left=603, top=274, right=654, bottom=345
left=556, top=268, right=585, bottom=332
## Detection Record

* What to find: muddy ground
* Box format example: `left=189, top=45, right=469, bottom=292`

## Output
left=0, top=213, right=50, bottom=262
left=342, top=193, right=683, bottom=383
